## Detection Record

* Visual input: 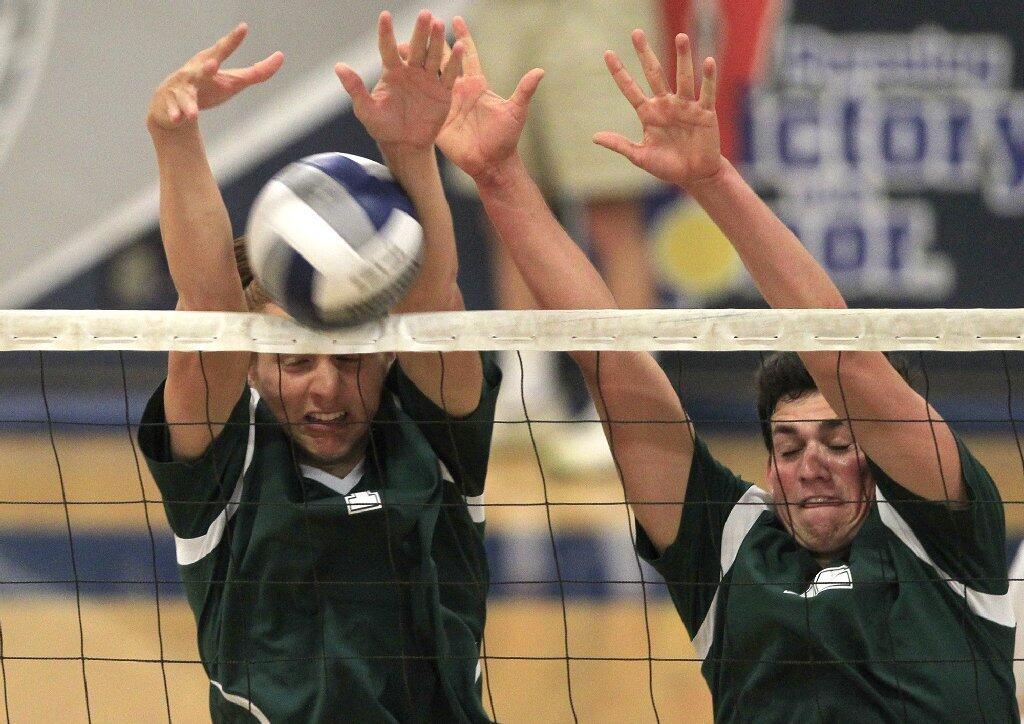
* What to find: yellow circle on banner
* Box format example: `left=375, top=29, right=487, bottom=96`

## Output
left=653, top=198, right=740, bottom=299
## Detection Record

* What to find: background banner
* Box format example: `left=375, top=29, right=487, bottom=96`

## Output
left=0, top=0, right=465, bottom=308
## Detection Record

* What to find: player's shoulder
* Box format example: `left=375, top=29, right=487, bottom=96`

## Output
left=218, top=388, right=306, bottom=492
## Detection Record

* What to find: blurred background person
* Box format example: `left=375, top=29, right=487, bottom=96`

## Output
left=448, top=0, right=665, bottom=470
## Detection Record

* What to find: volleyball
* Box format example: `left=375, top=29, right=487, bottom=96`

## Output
left=244, top=152, right=423, bottom=328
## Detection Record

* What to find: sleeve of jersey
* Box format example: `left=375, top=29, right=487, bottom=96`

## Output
left=870, top=435, right=1007, bottom=595
left=137, top=382, right=253, bottom=541
left=634, top=437, right=756, bottom=636
left=389, top=352, right=501, bottom=497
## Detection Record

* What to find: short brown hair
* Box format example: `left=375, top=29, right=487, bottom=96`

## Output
left=755, top=352, right=916, bottom=451
left=233, top=236, right=273, bottom=312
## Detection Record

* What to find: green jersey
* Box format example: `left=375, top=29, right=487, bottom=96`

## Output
left=139, top=356, right=500, bottom=723
left=637, top=436, right=1017, bottom=722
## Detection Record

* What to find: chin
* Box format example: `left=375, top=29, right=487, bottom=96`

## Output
left=297, top=433, right=369, bottom=468
left=798, top=518, right=861, bottom=558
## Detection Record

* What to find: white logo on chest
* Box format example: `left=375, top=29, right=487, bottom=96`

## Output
left=345, top=491, right=382, bottom=515
left=783, top=565, right=853, bottom=599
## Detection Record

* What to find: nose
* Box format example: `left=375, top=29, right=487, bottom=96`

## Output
left=308, top=358, right=345, bottom=404
left=798, top=441, right=829, bottom=481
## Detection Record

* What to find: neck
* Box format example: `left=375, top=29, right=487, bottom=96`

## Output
left=299, top=437, right=369, bottom=479
left=313, top=456, right=365, bottom=479
left=813, top=549, right=848, bottom=568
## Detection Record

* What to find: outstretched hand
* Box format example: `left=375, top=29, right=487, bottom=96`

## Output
left=436, top=16, right=544, bottom=182
left=594, top=31, right=722, bottom=189
left=335, top=10, right=463, bottom=155
left=147, top=23, right=283, bottom=131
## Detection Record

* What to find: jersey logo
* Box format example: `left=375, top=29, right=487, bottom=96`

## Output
left=783, top=565, right=853, bottom=599
left=345, top=491, right=382, bottom=515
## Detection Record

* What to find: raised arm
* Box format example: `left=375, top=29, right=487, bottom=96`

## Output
left=436, top=18, right=692, bottom=552
left=596, top=31, right=962, bottom=503
left=148, top=24, right=283, bottom=460
left=335, top=10, right=482, bottom=416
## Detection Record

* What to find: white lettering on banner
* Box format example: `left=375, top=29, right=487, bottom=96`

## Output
left=685, top=24, right=1024, bottom=305
left=773, top=195, right=952, bottom=299
left=747, top=90, right=1024, bottom=201
left=747, top=26, right=1024, bottom=214
left=779, top=27, right=1013, bottom=90
left=989, top=101, right=1024, bottom=214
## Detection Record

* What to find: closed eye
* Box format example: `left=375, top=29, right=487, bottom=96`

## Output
left=281, top=355, right=312, bottom=369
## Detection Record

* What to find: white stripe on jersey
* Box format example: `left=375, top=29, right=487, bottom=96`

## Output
left=464, top=493, right=486, bottom=524
left=210, top=679, right=271, bottom=724
left=440, top=460, right=485, bottom=524
left=876, top=487, right=1015, bottom=628
left=685, top=482, right=1015, bottom=662
left=692, top=486, right=772, bottom=660
left=174, top=389, right=258, bottom=566
left=1008, top=544, right=1024, bottom=695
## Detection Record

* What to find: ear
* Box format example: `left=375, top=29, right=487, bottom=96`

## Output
left=369, top=352, right=396, bottom=380
left=857, top=451, right=875, bottom=499
left=764, top=454, right=780, bottom=493
left=246, top=352, right=259, bottom=389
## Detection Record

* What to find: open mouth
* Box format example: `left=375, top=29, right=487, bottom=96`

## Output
left=800, top=496, right=843, bottom=508
left=301, top=411, right=349, bottom=432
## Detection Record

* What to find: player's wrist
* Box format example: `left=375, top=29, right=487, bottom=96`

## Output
left=472, top=153, right=529, bottom=195
left=378, top=141, right=436, bottom=165
left=380, top=145, right=440, bottom=196
left=147, top=115, right=202, bottom=145
left=149, top=133, right=211, bottom=177
left=682, top=157, right=736, bottom=199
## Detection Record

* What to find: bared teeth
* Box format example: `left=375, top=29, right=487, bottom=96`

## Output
left=803, top=497, right=839, bottom=507
left=307, top=412, right=345, bottom=422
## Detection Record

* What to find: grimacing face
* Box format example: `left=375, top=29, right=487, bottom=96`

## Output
left=765, top=391, right=874, bottom=560
left=248, top=304, right=391, bottom=475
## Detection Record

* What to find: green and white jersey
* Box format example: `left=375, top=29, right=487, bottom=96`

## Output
left=139, top=355, right=500, bottom=723
left=637, top=436, right=1018, bottom=723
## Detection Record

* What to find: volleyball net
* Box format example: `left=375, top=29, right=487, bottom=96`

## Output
left=0, top=308, right=1022, bottom=722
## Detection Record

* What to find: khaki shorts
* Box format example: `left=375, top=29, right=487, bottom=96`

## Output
left=448, top=0, right=663, bottom=201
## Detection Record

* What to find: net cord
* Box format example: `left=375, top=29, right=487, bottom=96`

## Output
left=4, top=308, right=1024, bottom=353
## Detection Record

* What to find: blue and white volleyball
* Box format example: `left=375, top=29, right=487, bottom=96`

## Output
left=245, top=152, right=423, bottom=328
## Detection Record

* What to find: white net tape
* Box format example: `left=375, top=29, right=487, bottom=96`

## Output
left=0, top=308, right=1023, bottom=353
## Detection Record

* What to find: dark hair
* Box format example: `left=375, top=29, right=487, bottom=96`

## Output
left=755, top=352, right=915, bottom=451
left=233, top=236, right=273, bottom=311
